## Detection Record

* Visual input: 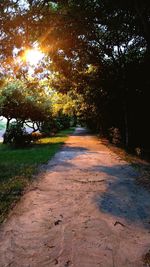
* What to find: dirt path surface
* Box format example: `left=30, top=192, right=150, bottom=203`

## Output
left=0, top=127, right=150, bottom=267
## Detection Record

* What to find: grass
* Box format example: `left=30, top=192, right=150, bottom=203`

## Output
left=0, top=128, right=74, bottom=223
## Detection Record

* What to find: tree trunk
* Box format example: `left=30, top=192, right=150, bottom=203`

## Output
left=6, top=118, right=11, bottom=131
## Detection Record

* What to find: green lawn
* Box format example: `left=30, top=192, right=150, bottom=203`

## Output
left=0, top=128, right=74, bottom=223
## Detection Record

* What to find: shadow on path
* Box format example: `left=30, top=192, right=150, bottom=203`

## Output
left=92, top=164, right=150, bottom=227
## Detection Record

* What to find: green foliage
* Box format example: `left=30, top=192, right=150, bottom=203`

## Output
left=0, top=79, right=53, bottom=132
left=55, top=115, right=71, bottom=130
left=0, top=80, right=27, bottom=121
left=3, top=122, right=32, bottom=147
left=41, top=119, right=57, bottom=136
left=41, top=114, right=71, bottom=136
left=0, top=0, right=150, bottom=154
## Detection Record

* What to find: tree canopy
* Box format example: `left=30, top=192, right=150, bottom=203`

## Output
left=0, top=0, right=150, bottom=153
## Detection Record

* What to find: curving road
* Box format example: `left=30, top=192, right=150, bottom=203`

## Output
left=0, top=128, right=150, bottom=267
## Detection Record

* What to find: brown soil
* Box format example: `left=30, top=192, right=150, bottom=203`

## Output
left=0, top=128, right=150, bottom=267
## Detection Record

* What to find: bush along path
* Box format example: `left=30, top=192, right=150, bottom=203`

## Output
left=0, top=127, right=150, bottom=267
left=0, top=128, right=74, bottom=224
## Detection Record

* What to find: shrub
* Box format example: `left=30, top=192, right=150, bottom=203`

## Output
left=41, top=119, right=57, bottom=136
left=109, top=127, right=121, bottom=146
left=41, top=116, right=71, bottom=136
left=31, top=132, right=44, bottom=141
left=3, top=122, right=32, bottom=147
left=55, top=115, right=71, bottom=130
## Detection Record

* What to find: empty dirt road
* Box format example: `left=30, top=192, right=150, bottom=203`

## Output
left=0, top=128, right=150, bottom=267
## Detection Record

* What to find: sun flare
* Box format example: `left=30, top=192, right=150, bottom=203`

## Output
left=24, top=48, right=44, bottom=65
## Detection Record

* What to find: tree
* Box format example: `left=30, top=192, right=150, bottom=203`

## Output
left=1, top=0, right=150, bottom=153
left=0, top=78, right=52, bottom=135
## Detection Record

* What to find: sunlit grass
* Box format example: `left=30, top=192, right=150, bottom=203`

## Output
left=0, top=128, right=74, bottom=223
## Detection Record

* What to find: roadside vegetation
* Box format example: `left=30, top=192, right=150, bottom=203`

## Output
left=0, top=128, right=74, bottom=223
